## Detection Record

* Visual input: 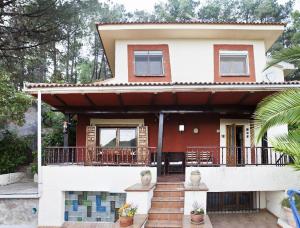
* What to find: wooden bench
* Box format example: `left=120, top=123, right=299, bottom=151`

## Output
left=186, top=150, right=213, bottom=165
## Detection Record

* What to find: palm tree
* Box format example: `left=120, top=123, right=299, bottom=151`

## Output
left=254, top=46, right=300, bottom=170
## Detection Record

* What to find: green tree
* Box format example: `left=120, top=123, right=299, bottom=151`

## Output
left=0, top=72, right=31, bottom=127
left=154, top=0, right=199, bottom=21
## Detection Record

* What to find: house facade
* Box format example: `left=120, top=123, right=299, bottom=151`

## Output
left=24, top=22, right=300, bottom=227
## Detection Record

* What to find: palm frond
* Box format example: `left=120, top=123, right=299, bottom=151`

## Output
left=270, top=129, right=300, bottom=170
left=265, top=46, right=300, bottom=70
left=271, top=142, right=300, bottom=170
left=254, top=89, right=300, bottom=141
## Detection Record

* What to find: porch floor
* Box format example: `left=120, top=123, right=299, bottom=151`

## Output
left=209, top=211, right=278, bottom=228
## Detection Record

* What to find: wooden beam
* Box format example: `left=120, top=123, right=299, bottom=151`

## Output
left=206, top=91, right=215, bottom=105
left=238, top=92, right=253, bottom=105
left=52, top=94, right=67, bottom=106
left=117, top=93, right=124, bottom=106
left=173, top=92, right=178, bottom=105
left=150, top=93, right=157, bottom=106
left=58, top=105, right=255, bottom=115
left=84, top=94, right=96, bottom=106
left=157, top=112, right=164, bottom=176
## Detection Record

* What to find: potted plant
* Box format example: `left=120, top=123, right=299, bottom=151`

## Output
left=118, top=203, right=137, bottom=227
left=282, top=195, right=300, bottom=228
left=190, top=201, right=204, bottom=224
left=190, top=170, right=201, bottom=187
left=140, top=170, right=152, bottom=186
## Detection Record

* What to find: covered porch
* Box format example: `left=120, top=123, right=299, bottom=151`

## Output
left=25, top=82, right=294, bottom=176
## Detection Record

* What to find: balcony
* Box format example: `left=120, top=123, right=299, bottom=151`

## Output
left=186, top=146, right=290, bottom=166
left=43, top=147, right=157, bottom=166
left=43, top=146, right=290, bottom=167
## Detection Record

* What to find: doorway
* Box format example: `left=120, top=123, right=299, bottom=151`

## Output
left=226, top=125, right=245, bottom=166
left=157, top=152, right=185, bottom=182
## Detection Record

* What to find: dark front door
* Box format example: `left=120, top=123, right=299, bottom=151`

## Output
left=226, top=125, right=245, bottom=166
left=163, top=152, right=185, bottom=174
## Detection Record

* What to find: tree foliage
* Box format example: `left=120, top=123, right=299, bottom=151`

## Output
left=0, top=131, right=32, bottom=174
left=0, top=0, right=297, bottom=87
left=0, top=72, right=31, bottom=127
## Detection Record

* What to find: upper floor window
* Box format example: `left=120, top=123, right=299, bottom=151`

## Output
left=219, top=51, right=249, bottom=76
left=128, top=45, right=171, bottom=82
left=214, top=45, right=255, bottom=82
left=134, top=51, right=164, bottom=76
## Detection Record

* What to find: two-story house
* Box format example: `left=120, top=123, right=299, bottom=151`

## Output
left=24, top=21, right=300, bottom=228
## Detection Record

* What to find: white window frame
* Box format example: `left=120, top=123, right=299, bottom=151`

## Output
left=219, top=50, right=250, bottom=76
left=134, top=50, right=165, bottom=76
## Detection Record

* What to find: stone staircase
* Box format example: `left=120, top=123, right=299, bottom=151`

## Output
left=145, top=182, right=184, bottom=228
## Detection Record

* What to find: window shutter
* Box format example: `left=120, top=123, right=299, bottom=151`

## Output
left=86, top=126, right=96, bottom=165
left=137, top=126, right=149, bottom=164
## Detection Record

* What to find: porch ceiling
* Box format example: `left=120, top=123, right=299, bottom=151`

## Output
left=38, top=90, right=273, bottom=112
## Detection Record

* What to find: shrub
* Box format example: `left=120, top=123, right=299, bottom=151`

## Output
left=0, top=131, right=31, bottom=174
left=282, top=194, right=300, bottom=211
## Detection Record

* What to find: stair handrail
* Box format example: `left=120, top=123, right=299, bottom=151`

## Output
left=287, top=189, right=300, bottom=228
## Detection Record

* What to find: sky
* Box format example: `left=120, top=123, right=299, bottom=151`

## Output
left=110, top=0, right=300, bottom=13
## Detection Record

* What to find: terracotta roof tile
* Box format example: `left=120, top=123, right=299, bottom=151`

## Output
left=25, top=81, right=300, bottom=89
left=96, top=21, right=286, bottom=26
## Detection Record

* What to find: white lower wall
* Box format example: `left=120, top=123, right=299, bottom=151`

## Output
left=0, top=172, right=26, bottom=186
left=186, top=166, right=300, bottom=192
left=126, top=190, right=154, bottom=215
left=39, top=166, right=157, bottom=227
left=266, top=190, right=286, bottom=218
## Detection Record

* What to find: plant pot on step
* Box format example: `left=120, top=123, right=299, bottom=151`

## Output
left=140, top=170, right=152, bottom=186
left=283, top=207, right=296, bottom=228
left=191, top=213, right=204, bottom=224
left=190, top=170, right=201, bottom=187
left=119, top=216, right=134, bottom=227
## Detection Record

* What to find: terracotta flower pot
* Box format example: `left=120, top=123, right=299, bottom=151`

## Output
left=119, top=216, right=134, bottom=227
left=191, top=213, right=204, bottom=224
left=283, top=207, right=296, bottom=228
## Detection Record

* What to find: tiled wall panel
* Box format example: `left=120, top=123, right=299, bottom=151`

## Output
left=65, top=191, right=126, bottom=222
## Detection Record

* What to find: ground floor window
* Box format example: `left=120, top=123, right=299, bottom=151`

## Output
left=207, top=192, right=259, bottom=212
left=64, top=191, right=126, bottom=222
left=98, top=127, right=137, bottom=148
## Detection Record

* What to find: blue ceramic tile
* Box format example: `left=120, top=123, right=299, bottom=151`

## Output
left=72, top=200, right=78, bottom=211
left=96, top=195, right=101, bottom=206
left=96, top=206, right=106, bottom=212
left=64, top=211, right=69, bottom=221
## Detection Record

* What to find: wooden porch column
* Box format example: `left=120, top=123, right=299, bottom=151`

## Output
left=63, top=114, right=70, bottom=147
left=37, top=91, right=42, bottom=194
left=157, top=112, right=164, bottom=176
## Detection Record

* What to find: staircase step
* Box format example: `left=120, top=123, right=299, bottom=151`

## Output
left=153, top=189, right=184, bottom=197
left=148, top=208, right=183, bottom=220
left=145, top=220, right=182, bottom=228
left=152, top=197, right=184, bottom=202
left=152, top=200, right=184, bottom=208
left=156, top=182, right=184, bottom=189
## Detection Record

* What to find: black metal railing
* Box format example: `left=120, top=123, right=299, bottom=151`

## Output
left=43, top=146, right=157, bottom=166
left=186, top=146, right=290, bottom=166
